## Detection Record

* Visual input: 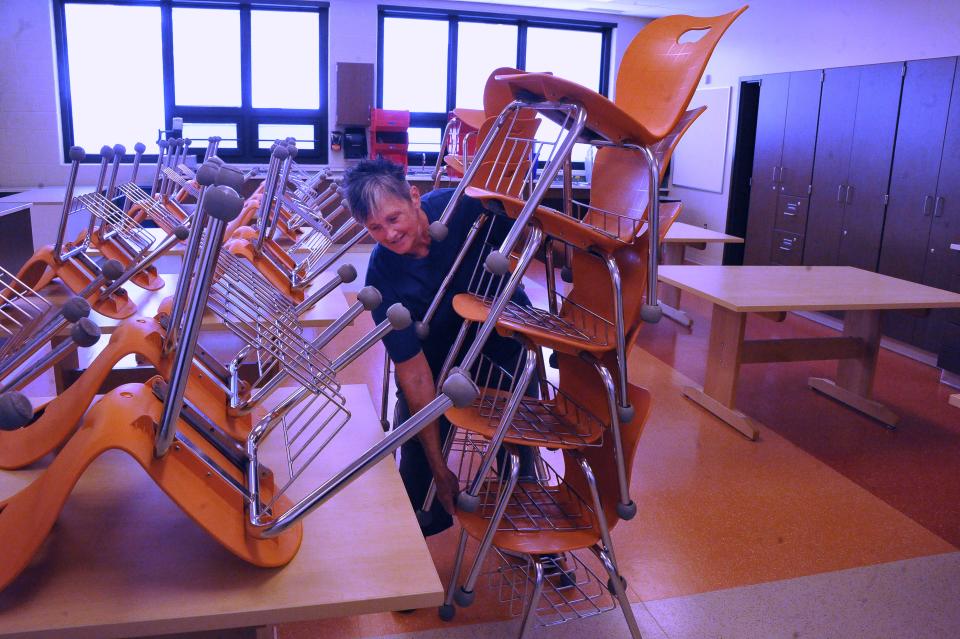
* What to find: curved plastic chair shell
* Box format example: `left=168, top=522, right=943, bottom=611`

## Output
left=0, top=381, right=301, bottom=592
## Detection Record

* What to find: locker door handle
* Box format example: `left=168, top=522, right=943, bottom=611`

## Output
left=923, top=195, right=934, bottom=216
left=777, top=166, right=785, bottom=183
left=772, top=166, right=778, bottom=183
left=837, top=185, right=845, bottom=203
left=845, top=185, right=854, bottom=204
left=934, top=196, right=945, bottom=217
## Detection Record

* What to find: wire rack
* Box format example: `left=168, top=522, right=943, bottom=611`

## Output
left=75, top=192, right=155, bottom=258
left=563, top=198, right=649, bottom=244
left=254, top=383, right=352, bottom=516
left=463, top=353, right=607, bottom=448
left=467, top=107, right=544, bottom=199
left=161, top=166, right=200, bottom=199
left=280, top=192, right=334, bottom=238
left=451, top=432, right=594, bottom=533
left=489, top=548, right=616, bottom=627
left=207, top=248, right=337, bottom=395
left=475, top=286, right=615, bottom=349
left=117, top=182, right=188, bottom=233
left=0, top=266, right=53, bottom=362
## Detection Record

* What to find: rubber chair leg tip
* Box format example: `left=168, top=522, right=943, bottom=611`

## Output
left=456, top=491, right=480, bottom=513
left=454, top=587, right=475, bottom=607
left=438, top=604, right=456, bottom=621
left=617, top=500, right=638, bottom=520
left=415, top=510, right=433, bottom=528
left=608, top=575, right=627, bottom=595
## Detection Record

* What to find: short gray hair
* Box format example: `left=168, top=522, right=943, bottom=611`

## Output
left=342, top=158, right=410, bottom=225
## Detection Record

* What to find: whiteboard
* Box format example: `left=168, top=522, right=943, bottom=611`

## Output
left=671, top=86, right=731, bottom=193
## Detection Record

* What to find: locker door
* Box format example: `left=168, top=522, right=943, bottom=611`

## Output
left=744, top=73, right=789, bottom=264
left=804, top=66, right=858, bottom=266
left=839, top=62, right=903, bottom=272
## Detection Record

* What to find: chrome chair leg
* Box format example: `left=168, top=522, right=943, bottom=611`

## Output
left=439, top=528, right=469, bottom=621
left=454, top=449, right=520, bottom=607
left=595, top=546, right=643, bottom=639
left=517, top=558, right=545, bottom=638
left=583, top=354, right=636, bottom=520
left=603, top=254, right=634, bottom=423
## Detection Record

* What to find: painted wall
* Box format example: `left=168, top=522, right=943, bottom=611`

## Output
left=673, top=0, right=960, bottom=264
left=0, top=0, right=646, bottom=190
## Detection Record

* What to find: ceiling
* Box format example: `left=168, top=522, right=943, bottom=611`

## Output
left=435, top=0, right=744, bottom=19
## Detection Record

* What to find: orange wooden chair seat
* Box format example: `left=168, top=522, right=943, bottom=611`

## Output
left=455, top=372, right=652, bottom=557
left=15, top=247, right=137, bottom=319
left=465, top=186, right=643, bottom=252
left=457, top=478, right=599, bottom=556
left=0, top=316, right=252, bottom=470
left=452, top=292, right=615, bottom=356
left=497, top=72, right=660, bottom=146
left=451, top=107, right=486, bottom=131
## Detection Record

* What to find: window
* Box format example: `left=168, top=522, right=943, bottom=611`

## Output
left=54, top=1, right=329, bottom=164
left=377, top=7, right=613, bottom=166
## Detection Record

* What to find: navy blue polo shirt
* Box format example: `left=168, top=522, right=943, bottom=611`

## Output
left=365, top=188, right=528, bottom=378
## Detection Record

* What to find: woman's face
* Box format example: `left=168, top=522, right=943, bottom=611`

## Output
left=364, top=186, right=427, bottom=257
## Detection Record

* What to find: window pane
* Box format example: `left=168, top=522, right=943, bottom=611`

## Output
left=258, top=124, right=316, bottom=150
left=407, top=127, right=441, bottom=154
left=535, top=117, right=590, bottom=164
left=182, top=123, right=238, bottom=150
left=64, top=4, right=165, bottom=151
left=455, top=22, right=518, bottom=110
left=251, top=11, right=320, bottom=109
left=525, top=28, right=603, bottom=92
left=173, top=8, right=240, bottom=107
left=382, top=18, right=448, bottom=112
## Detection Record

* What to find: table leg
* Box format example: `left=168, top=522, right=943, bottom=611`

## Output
left=659, top=243, right=693, bottom=328
left=808, top=309, right=898, bottom=428
left=255, top=625, right=278, bottom=639
left=682, top=305, right=758, bottom=440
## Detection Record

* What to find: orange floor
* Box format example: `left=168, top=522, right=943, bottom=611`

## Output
left=278, top=286, right=958, bottom=638
left=4, top=260, right=957, bottom=638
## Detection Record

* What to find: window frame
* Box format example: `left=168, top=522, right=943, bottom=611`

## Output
left=53, top=0, right=330, bottom=165
left=377, top=5, right=614, bottom=167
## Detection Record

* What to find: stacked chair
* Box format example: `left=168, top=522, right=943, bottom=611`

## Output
left=412, top=8, right=744, bottom=637
left=0, top=142, right=422, bottom=591
left=225, top=143, right=364, bottom=303
left=0, top=10, right=744, bottom=633
left=432, top=66, right=524, bottom=188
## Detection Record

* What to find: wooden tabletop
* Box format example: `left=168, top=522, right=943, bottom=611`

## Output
left=0, top=384, right=442, bottom=638
left=0, top=202, right=30, bottom=219
left=44, top=272, right=349, bottom=333
left=658, top=265, right=960, bottom=313
left=663, top=222, right=743, bottom=244
left=0, top=186, right=94, bottom=205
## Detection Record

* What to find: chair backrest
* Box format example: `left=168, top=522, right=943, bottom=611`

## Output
left=584, top=105, right=702, bottom=232
left=484, top=66, right=523, bottom=117
left=615, top=6, right=746, bottom=142
left=562, top=200, right=682, bottom=342
left=559, top=106, right=702, bottom=334
left=556, top=352, right=652, bottom=533
left=466, top=111, right=541, bottom=196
